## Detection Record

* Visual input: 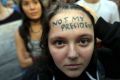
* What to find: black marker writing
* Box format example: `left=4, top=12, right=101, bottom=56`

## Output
left=61, top=22, right=92, bottom=31
left=72, top=16, right=83, bottom=22
left=52, top=19, right=63, bottom=26
left=52, top=16, right=84, bottom=27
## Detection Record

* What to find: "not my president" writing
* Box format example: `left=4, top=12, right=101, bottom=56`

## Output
left=51, top=16, right=93, bottom=31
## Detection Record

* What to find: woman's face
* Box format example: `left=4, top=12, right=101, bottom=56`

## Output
left=21, top=0, right=42, bottom=20
left=48, top=9, right=94, bottom=78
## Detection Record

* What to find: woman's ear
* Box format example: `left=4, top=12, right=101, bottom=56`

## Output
left=76, top=3, right=100, bottom=23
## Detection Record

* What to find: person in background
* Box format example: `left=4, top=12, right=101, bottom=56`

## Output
left=76, top=0, right=120, bottom=24
left=0, top=0, right=22, bottom=80
left=15, top=0, right=44, bottom=68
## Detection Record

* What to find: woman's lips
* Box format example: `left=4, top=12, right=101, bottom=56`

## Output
left=30, top=12, right=38, bottom=16
left=64, top=64, right=82, bottom=70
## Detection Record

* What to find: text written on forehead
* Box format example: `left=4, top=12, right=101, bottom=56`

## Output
left=52, top=16, right=93, bottom=31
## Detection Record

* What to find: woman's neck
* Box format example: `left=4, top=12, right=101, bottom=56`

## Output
left=85, top=0, right=100, bottom=3
left=31, top=20, right=41, bottom=27
left=30, top=21, right=42, bottom=33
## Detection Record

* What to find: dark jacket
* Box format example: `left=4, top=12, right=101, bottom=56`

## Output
left=95, top=17, right=120, bottom=78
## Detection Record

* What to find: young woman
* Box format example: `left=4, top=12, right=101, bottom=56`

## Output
left=15, top=0, right=44, bottom=68
left=41, top=3, right=100, bottom=80
left=23, top=3, right=102, bottom=80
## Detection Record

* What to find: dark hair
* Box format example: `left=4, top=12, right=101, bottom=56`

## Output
left=39, top=2, right=97, bottom=79
left=18, top=0, right=44, bottom=52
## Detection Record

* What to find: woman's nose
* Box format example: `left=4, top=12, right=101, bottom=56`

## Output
left=29, top=3, right=35, bottom=9
left=67, top=44, right=79, bottom=60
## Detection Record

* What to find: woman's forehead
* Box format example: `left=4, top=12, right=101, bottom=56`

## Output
left=50, top=9, right=93, bottom=31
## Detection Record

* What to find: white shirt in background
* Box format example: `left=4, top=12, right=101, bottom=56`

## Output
left=76, top=0, right=120, bottom=23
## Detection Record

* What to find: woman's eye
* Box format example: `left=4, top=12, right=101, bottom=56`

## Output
left=33, top=0, right=39, bottom=4
left=22, top=2, right=29, bottom=6
left=78, top=38, right=90, bottom=47
left=54, top=40, right=65, bottom=48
